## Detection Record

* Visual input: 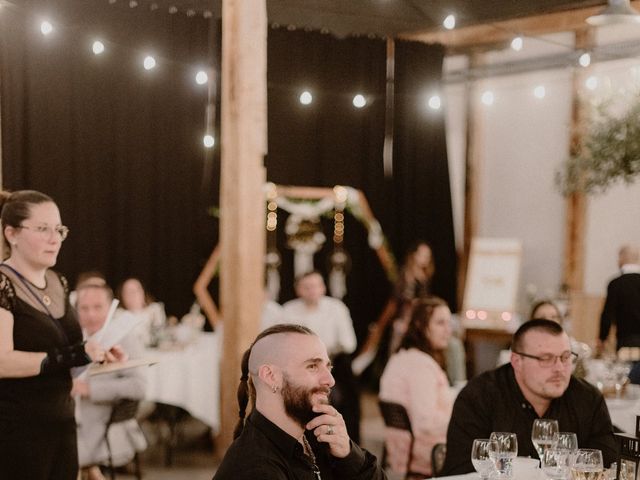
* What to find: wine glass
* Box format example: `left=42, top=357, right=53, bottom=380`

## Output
left=472, top=438, right=498, bottom=479
left=543, top=448, right=572, bottom=480
left=571, top=449, right=604, bottom=480
left=532, top=419, right=559, bottom=459
left=556, top=432, right=578, bottom=453
left=489, top=432, right=518, bottom=476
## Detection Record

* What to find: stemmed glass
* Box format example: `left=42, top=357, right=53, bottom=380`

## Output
left=555, top=432, right=578, bottom=452
left=543, top=448, right=572, bottom=480
left=532, top=419, right=559, bottom=459
left=489, top=432, right=518, bottom=477
left=571, top=449, right=604, bottom=480
left=472, top=438, right=498, bottom=479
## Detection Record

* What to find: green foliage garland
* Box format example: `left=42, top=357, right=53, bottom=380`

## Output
left=556, top=98, right=640, bottom=195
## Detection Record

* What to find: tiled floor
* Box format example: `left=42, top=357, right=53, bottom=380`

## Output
left=116, top=392, right=384, bottom=479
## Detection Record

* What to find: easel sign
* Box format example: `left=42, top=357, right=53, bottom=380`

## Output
left=462, top=238, right=522, bottom=330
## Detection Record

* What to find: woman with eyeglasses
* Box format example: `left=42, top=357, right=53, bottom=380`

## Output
left=0, top=190, right=123, bottom=479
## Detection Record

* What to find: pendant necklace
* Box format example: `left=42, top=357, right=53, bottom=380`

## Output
left=302, top=435, right=322, bottom=480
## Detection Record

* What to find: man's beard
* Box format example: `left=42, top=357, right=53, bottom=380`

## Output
left=281, top=374, right=331, bottom=426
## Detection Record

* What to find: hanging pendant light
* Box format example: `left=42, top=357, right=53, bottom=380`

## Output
left=586, top=0, right=640, bottom=26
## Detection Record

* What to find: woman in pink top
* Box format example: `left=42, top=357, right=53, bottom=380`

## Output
left=379, top=297, right=455, bottom=478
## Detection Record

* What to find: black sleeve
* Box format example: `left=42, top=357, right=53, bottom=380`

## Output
left=332, top=442, right=387, bottom=480
left=441, top=381, right=493, bottom=476
left=599, top=280, right=617, bottom=341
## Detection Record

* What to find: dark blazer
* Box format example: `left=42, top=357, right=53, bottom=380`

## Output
left=599, top=272, right=640, bottom=348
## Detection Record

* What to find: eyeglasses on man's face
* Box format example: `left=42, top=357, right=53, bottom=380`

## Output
left=18, top=224, right=70, bottom=241
left=513, top=350, right=578, bottom=368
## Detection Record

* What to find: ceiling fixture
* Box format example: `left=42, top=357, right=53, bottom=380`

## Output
left=586, top=0, right=640, bottom=26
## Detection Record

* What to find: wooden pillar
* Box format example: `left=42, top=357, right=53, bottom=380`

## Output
left=563, top=27, right=594, bottom=292
left=459, top=52, right=486, bottom=309
left=219, top=0, right=267, bottom=451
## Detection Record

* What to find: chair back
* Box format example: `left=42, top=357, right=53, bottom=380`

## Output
left=378, top=400, right=412, bottom=432
left=105, top=399, right=143, bottom=480
left=108, top=399, right=139, bottom=426
left=378, top=400, right=416, bottom=479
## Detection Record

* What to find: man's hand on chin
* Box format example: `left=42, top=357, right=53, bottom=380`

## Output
left=306, top=403, right=351, bottom=458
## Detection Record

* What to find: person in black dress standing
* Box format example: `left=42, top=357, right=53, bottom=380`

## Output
left=0, top=190, right=123, bottom=480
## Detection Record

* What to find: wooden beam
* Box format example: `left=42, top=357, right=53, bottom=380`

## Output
left=458, top=52, right=486, bottom=310
left=563, top=27, right=595, bottom=292
left=402, top=2, right=640, bottom=51
left=219, top=0, right=267, bottom=452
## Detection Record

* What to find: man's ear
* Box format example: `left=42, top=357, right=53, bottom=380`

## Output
left=510, top=351, right=521, bottom=371
left=257, top=364, right=281, bottom=389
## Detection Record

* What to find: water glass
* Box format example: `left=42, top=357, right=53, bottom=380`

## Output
left=571, top=449, right=604, bottom=480
left=472, top=438, right=497, bottom=479
left=532, top=419, right=559, bottom=459
left=543, top=448, right=572, bottom=480
left=489, top=432, right=518, bottom=476
left=556, top=432, right=578, bottom=453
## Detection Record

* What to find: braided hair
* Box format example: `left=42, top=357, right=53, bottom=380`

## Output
left=233, top=323, right=315, bottom=439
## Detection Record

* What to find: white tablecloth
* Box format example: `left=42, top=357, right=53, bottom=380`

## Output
left=145, top=331, right=221, bottom=431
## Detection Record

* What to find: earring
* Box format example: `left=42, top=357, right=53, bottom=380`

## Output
left=272, top=385, right=277, bottom=394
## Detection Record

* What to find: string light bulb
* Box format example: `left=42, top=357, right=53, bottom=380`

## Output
left=40, top=20, right=53, bottom=36
left=585, top=75, right=598, bottom=90
left=203, top=134, right=215, bottom=148
left=534, top=85, right=546, bottom=99
left=143, top=55, right=156, bottom=70
left=352, top=94, right=367, bottom=108
left=195, top=70, right=208, bottom=85
left=511, top=36, right=523, bottom=51
left=481, top=90, right=495, bottom=106
left=299, top=91, right=313, bottom=105
left=92, top=40, right=105, bottom=55
left=579, top=52, right=591, bottom=67
left=443, top=14, right=456, bottom=30
left=428, top=94, right=441, bottom=110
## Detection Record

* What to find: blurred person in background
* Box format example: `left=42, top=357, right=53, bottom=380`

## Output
left=379, top=297, right=454, bottom=478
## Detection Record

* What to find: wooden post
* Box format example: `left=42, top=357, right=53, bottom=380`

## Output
left=459, top=52, right=486, bottom=310
left=219, top=0, right=267, bottom=452
left=563, top=27, right=594, bottom=293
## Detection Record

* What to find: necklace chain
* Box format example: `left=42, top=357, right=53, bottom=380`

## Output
left=301, top=435, right=322, bottom=480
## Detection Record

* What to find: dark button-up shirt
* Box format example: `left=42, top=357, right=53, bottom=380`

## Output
left=441, top=364, right=618, bottom=476
left=213, top=409, right=386, bottom=480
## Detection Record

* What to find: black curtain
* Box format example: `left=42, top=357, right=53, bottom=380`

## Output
left=393, top=40, right=457, bottom=310
left=0, top=1, right=218, bottom=316
left=266, top=28, right=390, bottom=342
left=1, top=6, right=455, bottom=329
left=266, top=30, right=457, bottom=342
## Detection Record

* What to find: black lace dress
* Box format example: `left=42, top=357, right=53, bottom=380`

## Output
left=0, top=268, right=86, bottom=479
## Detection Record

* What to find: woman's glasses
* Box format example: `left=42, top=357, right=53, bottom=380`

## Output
left=18, top=224, right=70, bottom=241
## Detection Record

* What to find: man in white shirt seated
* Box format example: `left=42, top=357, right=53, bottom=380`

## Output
left=278, top=271, right=360, bottom=442
left=72, top=284, right=147, bottom=480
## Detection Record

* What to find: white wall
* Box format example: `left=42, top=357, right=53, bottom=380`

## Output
left=444, top=27, right=640, bottom=313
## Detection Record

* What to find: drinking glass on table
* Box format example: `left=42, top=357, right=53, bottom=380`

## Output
left=532, top=419, right=559, bottom=459
left=472, top=438, right=498, bottom=479
left=489, top=432, right=518, bottom=477
left=555, top=432, right=578, bottom=452
left=571, top=449, right=604, bottom=480
left=543, top=448, right=572, bottom=480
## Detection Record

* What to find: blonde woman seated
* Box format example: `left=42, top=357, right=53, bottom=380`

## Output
left=117, top=277, right=166, bottom=347
left=379, top=297, right=455, bottom=478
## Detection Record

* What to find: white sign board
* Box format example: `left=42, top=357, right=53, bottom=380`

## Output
left=463, top=238, right=522, bottom=329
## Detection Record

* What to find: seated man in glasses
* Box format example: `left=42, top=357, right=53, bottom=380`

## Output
left=441, top=319, right=617, bottom=476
